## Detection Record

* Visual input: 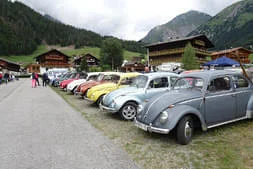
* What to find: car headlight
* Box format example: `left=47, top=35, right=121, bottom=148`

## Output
left=111, top=100, right=116, bottom=108
left=160, top=111, right=169, bottom=124
left=137, top=104, right=144, bottom=114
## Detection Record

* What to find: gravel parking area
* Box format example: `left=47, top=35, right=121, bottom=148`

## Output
left=0, top=79, right=141, bottom=169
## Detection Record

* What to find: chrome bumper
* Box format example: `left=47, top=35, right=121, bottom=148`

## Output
left=67, top=87, right=73, bottom=91
left=74, top=91, right=83, bottom=96
left=67, top=88, right=72, bottom=93
left=83, top=96, right=95, bottom=103
left=99, top=104, right=118, bottom=113
left=134, top=119, right=170, bottom=134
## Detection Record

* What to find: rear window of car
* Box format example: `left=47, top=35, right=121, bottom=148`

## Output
left=231, top=75, right=249, bottom=88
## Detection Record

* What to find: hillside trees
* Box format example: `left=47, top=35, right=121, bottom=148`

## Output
left=100, top=38, right=123, bottom=71
left=0, top=0, right=145, bottom=56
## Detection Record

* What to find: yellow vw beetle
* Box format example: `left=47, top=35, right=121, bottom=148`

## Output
left=84, top=72, right=140, bottom=106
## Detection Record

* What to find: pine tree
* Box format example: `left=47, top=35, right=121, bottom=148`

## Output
left=181, top=43, right=199, bottom=70
left=100, top=38, right=123, bottom=71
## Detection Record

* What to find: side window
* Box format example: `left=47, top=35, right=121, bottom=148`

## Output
left=88, top=75, right=97, bottom=81
left=170, top=76, right=178, bottom=87
left=232, top=75, right=249, bottom=89
left=112, top=75, right=120, bottom=83
left=120, top=77, right=135, bottom=85
left=149, top=77, right=168, bottom=88
left=207, top=76, right=231, bottom=92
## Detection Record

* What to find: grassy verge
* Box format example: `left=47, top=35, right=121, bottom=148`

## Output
left=52, top=87, right=253, bottom=169
left=0, top=45, right=48, bottom=66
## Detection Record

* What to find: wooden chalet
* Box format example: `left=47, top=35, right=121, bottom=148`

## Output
left=73, top=53, right=100, bottom=67
left=26, top=63, right=40, bottom=73
left=121, top=56, right=145, bottom=72
left=121, top=62, right=145, bottom=72
left=145, top=35, right=214, bottom=70
left=211, top=47, right=252, bottom=64
left=0, top=58, right=20, bottom=72
left=35, top=49, right=71, bottom=70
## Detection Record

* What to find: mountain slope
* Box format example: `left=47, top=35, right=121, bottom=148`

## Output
left=0, top=0, right=145, bottom=56
left=44, top=14, right=62, bottom=24
left=188, top=0, right=253, bottom=50
left=141, top=10, right=211, bottom=43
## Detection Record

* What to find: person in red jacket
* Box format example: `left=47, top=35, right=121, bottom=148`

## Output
left=35, top=72, right=40, bottom=86
left=0, top=72, right=2, bottom=84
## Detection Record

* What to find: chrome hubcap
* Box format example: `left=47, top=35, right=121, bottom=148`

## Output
left=122, top=105, right=136, bottom=120
left=184, top=121, right=192, bottom=138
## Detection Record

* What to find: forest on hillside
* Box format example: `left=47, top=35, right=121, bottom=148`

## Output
left=0, top=0, right=145, bottom=56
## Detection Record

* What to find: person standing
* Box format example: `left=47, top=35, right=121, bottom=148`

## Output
left=35, top=72, right=40, bottom=86
left=31, top=72, right=36, bottom=88
left=42, top=72, right=48, bottom=87
left=3, top=72, right=9, bottom=84
left=0, top=72, right=2, bottom=84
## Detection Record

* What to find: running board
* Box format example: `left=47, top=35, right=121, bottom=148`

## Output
left=207, top=116, right=248, bottom=129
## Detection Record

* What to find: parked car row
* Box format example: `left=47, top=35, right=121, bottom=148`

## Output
left=52, top=70, right=253, bottom=145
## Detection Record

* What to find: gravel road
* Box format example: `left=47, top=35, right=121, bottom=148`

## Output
left=0, top=78, right=141, bottom=169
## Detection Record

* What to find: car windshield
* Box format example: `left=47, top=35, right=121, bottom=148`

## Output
left=103, top=75, right=120, bottom=83
left=130, top=75, right=148, bottom=88
left=173, top=77, right=204, bottom=90
left=96, top=74, right=104, bottom=81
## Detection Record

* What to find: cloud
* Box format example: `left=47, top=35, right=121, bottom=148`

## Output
left=15, top=0, right=241, bottom=41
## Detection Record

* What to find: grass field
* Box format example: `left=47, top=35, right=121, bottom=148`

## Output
left=52, top=87, right=253, bottom=169
left=0, top=45, right=48, bottom=67
left=0, top=45, right=144, bottom=67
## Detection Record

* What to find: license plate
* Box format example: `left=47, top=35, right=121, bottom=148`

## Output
left=135, top=121, right=147, bottom=131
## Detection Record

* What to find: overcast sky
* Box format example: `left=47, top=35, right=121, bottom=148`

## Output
left=14, top=0, right=241, bottom=41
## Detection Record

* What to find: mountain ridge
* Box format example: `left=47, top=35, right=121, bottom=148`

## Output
left=141, top=10, right=212, bottom=43
left=187, top=0, right=253, bottom=50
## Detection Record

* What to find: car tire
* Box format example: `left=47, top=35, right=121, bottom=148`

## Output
left=71, top=86, right=77, bottom=94
left=96, top=94, right=105, bottom=106
left=176, top=115, right=194, bottom=145
left=119, top=102, right=137, bottom=121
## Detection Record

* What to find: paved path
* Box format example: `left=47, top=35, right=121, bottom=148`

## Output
left=0, top=79, right=141, bottom=169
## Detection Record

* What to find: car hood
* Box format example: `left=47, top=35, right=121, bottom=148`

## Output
left=69, top=79, right=87, bottom=86
left=103, top=86, right=144, bottom=106
left=90, top=83, right=116, bottom=92
left=138, top=89, right=202, bottom=124
left=81, top=81, right=107, bottom=93
left=87, top=83, right=116, bottom=97
left=62, top=79, right=75, bottom=85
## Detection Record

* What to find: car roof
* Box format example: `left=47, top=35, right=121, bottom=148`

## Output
left=180, top=70, right=242, bottom=80
left=87, top=72, right=100, bottom=76
left=142, top=72, right=179, bottom=78
left=99, top=72, right=122, bottom=75
left=120, top=72, right=141, bottom=78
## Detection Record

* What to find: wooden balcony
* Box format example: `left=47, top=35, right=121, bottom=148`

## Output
left=149, top=48, right=211, bottom=57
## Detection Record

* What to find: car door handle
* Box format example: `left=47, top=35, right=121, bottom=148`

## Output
left=232, top=94, right=236, bottom=97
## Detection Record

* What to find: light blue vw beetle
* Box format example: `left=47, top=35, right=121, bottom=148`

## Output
left=100, top=72, right=179, bottom=120
left=135, top=70, right=253, bottom=145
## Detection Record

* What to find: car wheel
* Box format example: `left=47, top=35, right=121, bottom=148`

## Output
left=176, top=115, right=194, bottom=145
left=96, top=94, right=105, bottom=106
left=71, top=86, right=77, bottom=94
left=119, top=102, right=137, bottom=120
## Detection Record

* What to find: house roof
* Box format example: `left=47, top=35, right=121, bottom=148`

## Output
left=35, top=49, right=70, bottom=60
left=211, top=47, right=253, bottom=55
left=145, top=34, right=214, bottom=48
left=0, top=58, right=20, bottom=66
left=73, top=53, right=100, bottom=62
